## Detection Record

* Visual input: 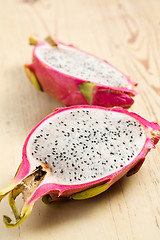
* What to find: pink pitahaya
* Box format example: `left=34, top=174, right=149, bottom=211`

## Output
left=0, top=105, right=159, bottom=228
left=25, top=36, right=137, bottom=108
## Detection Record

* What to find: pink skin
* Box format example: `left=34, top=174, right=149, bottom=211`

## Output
left=25, top=40, right=137, bottom=108
left=14, top=105, right=160, bottom=206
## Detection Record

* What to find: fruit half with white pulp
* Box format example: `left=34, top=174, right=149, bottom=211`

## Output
left=25, top=36, right=137, bottom=108
left=0, top=105, right=160, bottom=227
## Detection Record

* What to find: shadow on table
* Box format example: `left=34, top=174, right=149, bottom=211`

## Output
left=24, top=175, right=134, bottom=232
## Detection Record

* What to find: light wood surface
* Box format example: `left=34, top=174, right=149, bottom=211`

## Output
left=0, top=0, right=160, bottom=239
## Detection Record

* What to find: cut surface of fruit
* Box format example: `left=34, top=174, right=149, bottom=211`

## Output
left=27, top=108, right=146, bottom=185
left=0, top=105, right=159, bottom=228
left=35, top=45, right=128, bottom=88
left=25, top=36, right=137, bottom=108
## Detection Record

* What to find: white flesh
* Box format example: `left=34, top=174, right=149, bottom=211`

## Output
left=36, top=45, right=128, bottom=88
left=27, top=108, right=146, bottom=185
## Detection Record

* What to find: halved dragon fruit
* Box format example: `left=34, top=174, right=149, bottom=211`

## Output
left=25, top=36, right=137, bottom=108
left=0, top=106, right=159, bottom=228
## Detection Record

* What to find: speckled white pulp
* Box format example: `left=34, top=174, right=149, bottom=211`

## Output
left=35, top=45, right=128, bottom=87
left=27, top=108, right=146, bottom=185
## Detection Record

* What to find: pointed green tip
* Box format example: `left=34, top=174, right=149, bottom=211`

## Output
left=24, top=65, right=43, bottom=91
left=3, top=215, right=12, bottom=227
left=71, top=182, right=110, bottom=200
left=29, top=36, right=39, bottom=46
left=3, top=215, right=25, bottom=228
left=3, top=204, right=33, bottom=228
left=78, top=81, right=96, bottom=104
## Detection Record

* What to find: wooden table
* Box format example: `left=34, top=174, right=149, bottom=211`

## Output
left=0, top=0, right=160, bottom=239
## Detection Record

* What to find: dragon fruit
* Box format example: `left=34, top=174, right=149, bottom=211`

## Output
left=0, top=105, right=159, bottom=228
left=25, top=36, right=137, bottom=108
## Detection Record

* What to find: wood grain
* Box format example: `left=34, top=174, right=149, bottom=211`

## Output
left=0, top=0, right=160, bottom=239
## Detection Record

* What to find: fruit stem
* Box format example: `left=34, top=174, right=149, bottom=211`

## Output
left=45, top=36, right=58, bottom=47
left=0, top=166, right=46, bottom=228
left=8, top=188, right=21, bottom=220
